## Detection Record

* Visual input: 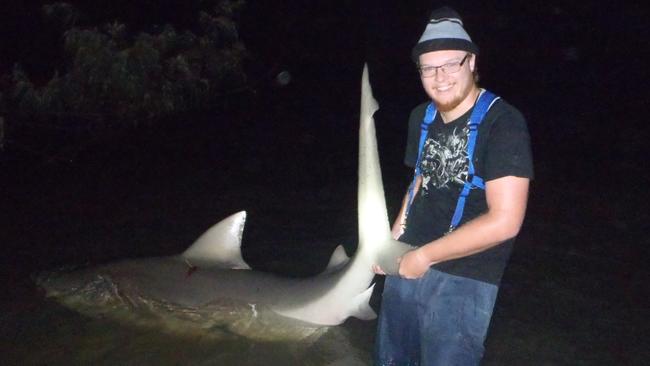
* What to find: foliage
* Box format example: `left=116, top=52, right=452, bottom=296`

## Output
left=42, top=2, right=80, bottom=30
left=4, top=1, right=248, bottom=125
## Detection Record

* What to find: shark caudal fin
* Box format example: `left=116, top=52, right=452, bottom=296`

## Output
left=357, top=63, right=389, bottom=249
left=181, top=211, right=251, bottom=269
left=357, top=64, right=414, bottom=275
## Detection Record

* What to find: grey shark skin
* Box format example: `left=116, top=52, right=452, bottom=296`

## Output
left=37, top=65, right=413, bottom=339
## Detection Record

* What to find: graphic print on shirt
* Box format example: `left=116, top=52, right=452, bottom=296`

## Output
left=420, top=125, right=469, bottom=192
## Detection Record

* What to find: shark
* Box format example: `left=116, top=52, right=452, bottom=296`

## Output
left=36, top=64, right=414, bottom=340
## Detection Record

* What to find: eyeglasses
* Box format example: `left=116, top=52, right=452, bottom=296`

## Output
left=418, top=54, right=471, bottom=78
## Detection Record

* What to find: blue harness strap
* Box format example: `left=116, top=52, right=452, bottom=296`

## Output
left=449, top=90, right=500, bottom=231
left=405, top=103, right=437, bottom=215
left=405, top=89, right=500, bottom=232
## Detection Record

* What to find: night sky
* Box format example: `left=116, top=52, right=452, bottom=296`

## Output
left=2, top=1, right=645, bottom=110
left=2, top=1, right=646, bottom=146
left=1, top=0, right=649, bottom=364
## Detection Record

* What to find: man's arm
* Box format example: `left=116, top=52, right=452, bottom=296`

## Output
left=398, top=175, right=530, bottom=279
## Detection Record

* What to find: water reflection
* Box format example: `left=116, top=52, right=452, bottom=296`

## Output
left=6, top=293, right=374, bottom=365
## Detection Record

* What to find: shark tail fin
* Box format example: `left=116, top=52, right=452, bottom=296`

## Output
left=357, top=64, right=392, bottom=253
left=181, top=211, right=251, bottom=269
left=358, top=64, right=415, bottom=275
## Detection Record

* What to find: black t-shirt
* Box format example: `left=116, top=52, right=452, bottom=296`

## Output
left=401, top=96, right=534, bottom=285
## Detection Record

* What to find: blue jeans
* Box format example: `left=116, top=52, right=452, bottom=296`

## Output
left=374, top=269, right=498, bottom=366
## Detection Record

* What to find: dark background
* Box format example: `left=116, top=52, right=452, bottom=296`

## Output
left=1, top=1, right=649, bottom=364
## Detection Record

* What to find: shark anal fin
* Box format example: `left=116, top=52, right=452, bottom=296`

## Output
left=347, top=284, right=377, bottom=321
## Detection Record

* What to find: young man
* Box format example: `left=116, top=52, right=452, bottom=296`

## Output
left=373, top=6, right=534, bottom=365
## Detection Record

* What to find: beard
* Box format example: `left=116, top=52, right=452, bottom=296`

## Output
left=433, top=95, right=464, bottom=112
left=432, top=82, right=474, bottom=112
left=430, top=75, right=477, bottom=113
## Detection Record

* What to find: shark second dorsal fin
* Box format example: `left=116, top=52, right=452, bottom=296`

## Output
left=322, top=245, right=350, bottom=274
left=181, top=211, right=251, bottom=270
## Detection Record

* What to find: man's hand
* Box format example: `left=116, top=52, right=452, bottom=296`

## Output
left=397, top=248, right=431, bottom=279
left=373, top=248, right=431, bottom=279
left=372, top=264, right=387, bottom=275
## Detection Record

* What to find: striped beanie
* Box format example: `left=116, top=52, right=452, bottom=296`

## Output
left=412, top=6, right=479, bottom=62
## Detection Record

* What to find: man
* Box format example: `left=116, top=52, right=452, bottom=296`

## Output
left=373, top=6, right=534, bottom=365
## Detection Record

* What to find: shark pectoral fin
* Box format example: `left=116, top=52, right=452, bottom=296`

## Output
left=347, top=285, right=377, bottom=321
left=322, top=245, right=350, bottom=274
left=181, top=211, right=251, bottom=269
left=376, top=239, right=416, bottom=276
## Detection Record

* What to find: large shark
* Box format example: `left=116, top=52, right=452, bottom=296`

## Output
left=36, top=65, right=413, bottom=340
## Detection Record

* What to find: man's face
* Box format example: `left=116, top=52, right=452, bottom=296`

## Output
left=418, top=50, right=477, bottom=113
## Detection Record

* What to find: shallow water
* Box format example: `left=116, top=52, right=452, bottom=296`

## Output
left=2, top=89, right=648, bottom=365
left=3, top=286, right=375, bottom=366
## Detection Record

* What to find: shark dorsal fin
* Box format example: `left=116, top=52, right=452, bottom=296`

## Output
left=181, top=211, right=251, bottom=269
left=322, top=245, right=350, bottom=274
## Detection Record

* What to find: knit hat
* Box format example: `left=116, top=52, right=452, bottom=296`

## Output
left=412, top=6, right=479, bottom=62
